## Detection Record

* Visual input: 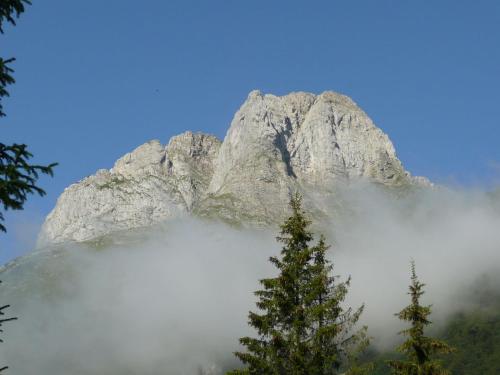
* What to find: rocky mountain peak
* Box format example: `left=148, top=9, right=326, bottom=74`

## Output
left=38, top=132, right=221, bottom=246
left=112, top=140, right=165, bottom=177
left=38, top=91, right=428, bottom=245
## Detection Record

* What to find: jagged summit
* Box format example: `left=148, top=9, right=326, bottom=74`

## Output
left=38, top=90, right=428, bottom=245
left=38, top=132, right=221, bottom=245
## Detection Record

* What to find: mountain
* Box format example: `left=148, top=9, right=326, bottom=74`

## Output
left=4, top=90, right=465, bottom=375
left=38, top=90, right=429, bottom=246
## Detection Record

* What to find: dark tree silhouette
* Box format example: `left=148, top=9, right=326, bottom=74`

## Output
left=0, top=0, right=57, bottom=232
left=0, top=1, right=56, bottom=371
left=0, top=281, right=17, bottom=372
left=387, top=262, right=454, bottom=375
left=228, top=194, right=370, bottom=375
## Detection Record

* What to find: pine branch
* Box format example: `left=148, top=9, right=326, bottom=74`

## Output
left=0, top=143, right=57, bottom=232
left=0, top=0, right=31, bottom=33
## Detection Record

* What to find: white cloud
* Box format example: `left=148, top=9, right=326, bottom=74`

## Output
left=1, top=182, right=499, bottom=373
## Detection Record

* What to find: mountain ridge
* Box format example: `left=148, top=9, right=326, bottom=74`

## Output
left=38, top=90, right=430, bottom=246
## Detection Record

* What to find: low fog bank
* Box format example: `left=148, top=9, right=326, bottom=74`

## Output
left=328, top=183, right=500, bottom=347
left=0, top=221, right=277, bottom=374
left=1, top=183, right=500, bottom=374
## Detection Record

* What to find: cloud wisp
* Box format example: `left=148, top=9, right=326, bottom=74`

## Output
left=1, top=183, right=499, bottom=373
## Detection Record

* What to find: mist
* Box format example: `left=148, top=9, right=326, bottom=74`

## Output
left=1, top=182, right=500, bottom=374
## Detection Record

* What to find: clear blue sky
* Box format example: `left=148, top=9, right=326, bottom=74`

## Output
left=1, top=0, right=500, bottom=262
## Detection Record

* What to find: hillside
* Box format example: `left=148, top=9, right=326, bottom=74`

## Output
left=369, top=287, right=500, bottom=375
left=0, top=90, right=498, bottom=375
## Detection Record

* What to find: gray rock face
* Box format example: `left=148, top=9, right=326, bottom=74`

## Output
left=38, top=132, right=221, bottom=245
left=198, top=91, right=413, bottom=223
left=39, top=90, right=428, bottom=245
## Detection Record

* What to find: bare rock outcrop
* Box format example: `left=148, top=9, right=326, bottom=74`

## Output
left=198, top=90, right=413, bottom=223
left=38, top=132, right=220, bottom=245
left=39, top=90, right=428, bottom=245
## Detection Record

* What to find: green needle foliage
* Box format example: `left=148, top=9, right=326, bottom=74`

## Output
left=229, top=193, right=370, bottom=375
left=0, top=143, right=56, bottom=232
left=0, top=57, right=15, bottom=118
left=0, top=0, right=31, bottom=33
left=0, top=0, right=31, bottom=117
left=0, top=1, right=54, bottom=372
left=387, top=262, right=454, bottom=375
left=0, top=0, right=57, bottom=232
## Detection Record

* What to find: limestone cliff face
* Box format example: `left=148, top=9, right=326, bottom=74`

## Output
left=38, top=132, right=221, bottom=245
left=198, top=90, right=412, bottom=223
left=39, top=90, right=428, bottom=245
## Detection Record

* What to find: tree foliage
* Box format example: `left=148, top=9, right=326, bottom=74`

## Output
left=0, top=1, right=31, bottom=116
left=0, top=1, right=54, bottom=370
left=229, top=194, right=370, bottom=375
left=0, top=0, right=31, bottom=33
left=0, top=281, right=17, bottom=373
left=387, top=262, right=454, bottom=375
left=0, top=143, right=56, bottom=232
left=0, top=57, right=15, bottom=118
left=0, top=0, right=56, bottom=232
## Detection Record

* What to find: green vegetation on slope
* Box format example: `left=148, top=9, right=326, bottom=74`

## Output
left=440, top=310, right=500, bottom=374
left=367, top=306, right=500, bottom=374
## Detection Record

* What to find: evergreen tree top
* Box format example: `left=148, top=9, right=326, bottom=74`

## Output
left=229, top=193, right=370, bottom=375
left=388, top=261, right=454, bottom=375
left=0, top=0, right=57, bottom=233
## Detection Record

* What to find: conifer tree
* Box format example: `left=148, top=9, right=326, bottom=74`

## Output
left=228, top=193, right=370, bottom=375
left=387, top=262, right=454, bottom=375
left=0, top=0, right=57, bottom=232
left=0, top=1, right=53, bottom=372
left=0, top=282, right=17, bottom=373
